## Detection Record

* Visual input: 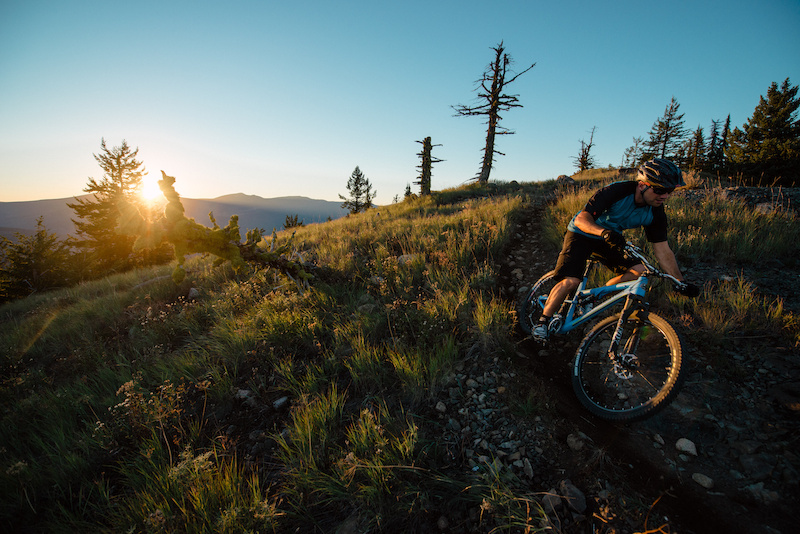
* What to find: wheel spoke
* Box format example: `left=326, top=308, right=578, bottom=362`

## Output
left=572, top=312, right=683, bottom=422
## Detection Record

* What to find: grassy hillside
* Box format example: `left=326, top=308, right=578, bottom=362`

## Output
left=1, top=178, right=797, bottom=532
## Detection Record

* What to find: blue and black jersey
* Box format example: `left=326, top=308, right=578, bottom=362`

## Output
left=567, top=181, right=668, bottom=243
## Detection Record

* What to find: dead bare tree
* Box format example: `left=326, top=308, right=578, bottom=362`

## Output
left=453, top=41, right=535, bottom=184
left=573, top=126, right=597, bottom=172
left=415, top=136, right=443, bottom=195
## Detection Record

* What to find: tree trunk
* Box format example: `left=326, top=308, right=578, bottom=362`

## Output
left=479, top=124, right=496, bottom=184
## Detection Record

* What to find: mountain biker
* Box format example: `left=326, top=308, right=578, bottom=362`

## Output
left=532, top=158, right=699, bottom=341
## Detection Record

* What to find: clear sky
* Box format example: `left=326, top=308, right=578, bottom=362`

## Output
left=1, top=0, right=798, bottom=205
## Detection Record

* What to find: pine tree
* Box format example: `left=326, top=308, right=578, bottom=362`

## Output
left=453, top=41, right=535, bottom=183
left=0, top=217, right=72, bottom=300
left=720, top=114, right=731, bottom=172
left=284, top=214, right=304, bottom=229
left=644, top=97, right=688, bottom=160
left=339, top=166, right=376, bottom=214
left=688, top=125, right=706, bottom=170
left=706, top=119, right=722, bottom=171
left=726, top=78, right=800, bottom=184
left=674, top=139, right=690, bottom=169
left=68, top=139, right=155, bottom=275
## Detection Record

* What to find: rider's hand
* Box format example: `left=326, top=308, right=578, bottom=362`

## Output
left=601, top=229, right=626, bottom=250
left=676, top=282, right=700, bottom=298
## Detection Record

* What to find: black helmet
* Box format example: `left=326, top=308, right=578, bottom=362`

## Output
left=637, top=158, right=685, bottom=189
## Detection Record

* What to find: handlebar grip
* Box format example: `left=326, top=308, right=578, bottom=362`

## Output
left=675, top=281, right=700, bottom=298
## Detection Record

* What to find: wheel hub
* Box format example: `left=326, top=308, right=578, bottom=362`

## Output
left=612, top=353, right=638, bottom=380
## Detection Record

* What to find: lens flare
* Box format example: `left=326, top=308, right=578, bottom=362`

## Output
left=140, top=176, right=163, bottom=203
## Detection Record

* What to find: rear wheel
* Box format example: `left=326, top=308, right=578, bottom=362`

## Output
left=572, top=311, right=683, bottom=422
left=518, top=270, right=558, bottom=334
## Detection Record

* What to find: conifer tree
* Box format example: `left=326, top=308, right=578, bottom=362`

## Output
left=284, top=214, right=304, bottom=229
left=674, top=139, right=689, bottom=168
left=339, top=166, right=376, bottom=214
left=453, top=41, right=535, bottom=184
left=0, top=217, right=72, bottom=300
left=644, top=97, right=688, bottom=160
left=726, top=78, right=800, bottom=184
left=688, top=125, right=706, bottom=170
left=706, top=119, right=722, bottom=171
left=720, top=114, right=731, bottom=172
left=68, top=139, right=168, bottom=276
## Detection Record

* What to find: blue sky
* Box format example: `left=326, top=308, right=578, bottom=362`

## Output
left=1, top=0, right=798, bottom=205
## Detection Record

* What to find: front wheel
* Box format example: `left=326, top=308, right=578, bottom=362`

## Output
left=572, top=311, right=683, bottom=422
left=517, top=270, right=558, bottom=334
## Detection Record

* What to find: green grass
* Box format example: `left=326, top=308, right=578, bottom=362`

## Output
left=1, top=177, right=797, bottom=532
left=668, top=191, right=800, bottom=265
left=671, top=275, right=799, bottom=347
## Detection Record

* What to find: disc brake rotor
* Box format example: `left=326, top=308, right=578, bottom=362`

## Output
left=612, top=353, right=638, bottom=380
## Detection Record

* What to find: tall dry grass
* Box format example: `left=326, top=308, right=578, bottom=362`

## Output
left=2, top=176, right=797, bottom=532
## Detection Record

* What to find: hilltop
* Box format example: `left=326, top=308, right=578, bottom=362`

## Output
left=0, top=178, right=798, bottom=533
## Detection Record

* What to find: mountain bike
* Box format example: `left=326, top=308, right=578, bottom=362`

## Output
left=518, top=242, right=688, bottom=422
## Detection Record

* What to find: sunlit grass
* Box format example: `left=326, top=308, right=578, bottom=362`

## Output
left=571, top=166, right=624, bottom=182
left=668, top=191, right=800, bottom=265
left=670, top=275, right=799, bottom=346
left=111, top=442, right=279, bottom=533
left=2, top=176, right=798, bottom=532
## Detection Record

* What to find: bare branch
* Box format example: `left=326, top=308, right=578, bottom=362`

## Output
left=452, top=41, right=535, bottom=183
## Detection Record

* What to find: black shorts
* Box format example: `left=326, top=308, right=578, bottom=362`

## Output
left=552, top=231, right=639, bottom=281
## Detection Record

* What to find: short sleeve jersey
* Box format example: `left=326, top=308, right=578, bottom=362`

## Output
left=566, top=181, right=668, bottom=243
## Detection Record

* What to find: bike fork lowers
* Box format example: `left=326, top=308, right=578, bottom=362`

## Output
left=607, top=297, right=647, bottom=373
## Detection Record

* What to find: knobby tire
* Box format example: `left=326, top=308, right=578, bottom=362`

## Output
left=518, top=270, right=557, bottom=334
left=571, top=311, right=683, bottom=422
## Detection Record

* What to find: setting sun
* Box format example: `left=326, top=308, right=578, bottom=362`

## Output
left=140, top=175, right=163, bottom=203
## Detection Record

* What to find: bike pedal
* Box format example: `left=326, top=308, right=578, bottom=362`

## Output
left=547, top=314, right=562, bottom=334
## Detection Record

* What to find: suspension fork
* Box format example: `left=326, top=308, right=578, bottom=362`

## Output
left=607, top=295, right=648, bottom=361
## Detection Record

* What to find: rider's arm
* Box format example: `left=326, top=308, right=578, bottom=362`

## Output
left=652, top=241, right=684, bottom=281
left=573, top=211, right=605, bottom=236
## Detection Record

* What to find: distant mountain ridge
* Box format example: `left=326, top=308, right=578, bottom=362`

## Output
left=0, top=194, right=347, bottom=240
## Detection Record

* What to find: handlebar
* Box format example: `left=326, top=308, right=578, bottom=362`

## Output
left=623, top=243, right=688, bottom=291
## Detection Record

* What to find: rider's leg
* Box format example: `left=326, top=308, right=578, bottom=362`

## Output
left=606, top=264, right=644, bottom=285
left=534, top=231, right=591, bottom=339
left=541, top=276, right=580, bottom=318
left=533, top=276, right=579, bottom=339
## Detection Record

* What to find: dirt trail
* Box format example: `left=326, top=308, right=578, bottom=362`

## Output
left=495, top=199, right=800, bottom=534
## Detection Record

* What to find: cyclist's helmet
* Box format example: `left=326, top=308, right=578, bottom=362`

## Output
left=636, top=158, right=685, bottom=189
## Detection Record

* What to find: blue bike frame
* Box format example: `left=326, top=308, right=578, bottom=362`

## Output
left=542, top=269, right=650, bottom=336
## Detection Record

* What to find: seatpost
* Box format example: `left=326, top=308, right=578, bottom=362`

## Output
left=582, top=258, right=595, bottom=279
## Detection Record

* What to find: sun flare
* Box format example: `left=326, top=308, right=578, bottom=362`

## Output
left=140, top=176, right=163, bottom=204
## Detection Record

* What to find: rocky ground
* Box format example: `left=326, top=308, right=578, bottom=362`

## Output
left=427, top=188, right=799, bottom=533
